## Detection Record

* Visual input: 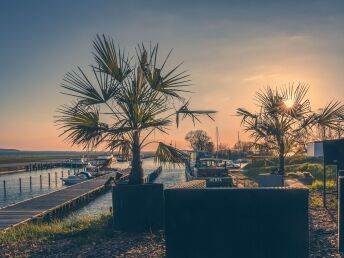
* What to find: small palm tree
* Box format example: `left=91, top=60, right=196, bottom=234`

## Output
left=237, top=83, right=344, bottom=174
left=56, top=35, right=216, bottom=184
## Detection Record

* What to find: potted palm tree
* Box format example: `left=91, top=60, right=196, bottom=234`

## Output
left=237, top=84, right=344, bottom=185
left=56, top=34, right=216, bottom=231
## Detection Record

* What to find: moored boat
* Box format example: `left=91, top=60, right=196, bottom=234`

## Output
left=185, top=157, right=237, bottom=187
left=62, top=171, right=93, bottom=185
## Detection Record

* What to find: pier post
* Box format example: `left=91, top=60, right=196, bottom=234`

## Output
left=19, top=178, right=22, bottom=194
left=68, top=170, right=70, bottom=176
left=61, top=171, right=64, bottom=178
left=55, top=172, right=57, bottom=185
left=40, top=175, right=42, bottom=189
left=48, top=173, right=51, bottom=187
left=3, top=180, right=6, bottom=197
left=29, top=176, right=32, bottom=191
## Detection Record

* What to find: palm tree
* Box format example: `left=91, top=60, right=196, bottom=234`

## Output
left=56, top=35, right=216, bottom=184
left=237, top=83, right=344, bottom=174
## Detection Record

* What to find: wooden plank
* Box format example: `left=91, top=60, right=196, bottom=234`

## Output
left=0, top=173, right=115, bottom=232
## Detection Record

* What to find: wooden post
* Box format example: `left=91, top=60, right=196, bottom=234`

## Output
left=29, top=176, right=32, bottom=191
left=48, top=173, right=51, bottom=187
left=55, top=172, right=57, bottom=185
left=40, top=175, right=42, bottom=189
left=338, top=176, right=344, bottom=252
left=19, top=178, right=22, bottom=193
left=3, top=180, right=6, bottom=197
left=68, top=170, right=70, bottom=176
left=61, top=171, right=64, bottom=178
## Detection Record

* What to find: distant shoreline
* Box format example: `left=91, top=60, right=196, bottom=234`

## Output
left=0, top=156, right=83, bottom=175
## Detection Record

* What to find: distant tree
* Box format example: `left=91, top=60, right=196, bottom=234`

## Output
left=185, top=130, right=214, bottom=153
left=205, top=141, right=215, bottom=153
left=237, top=83, right=344, bottom=175
left=233, top=141, right=252, bottom=153
left=216, top=143, right=231, bottom=159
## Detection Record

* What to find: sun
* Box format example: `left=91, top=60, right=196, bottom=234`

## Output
left=284, top=98, right=295, bottom=109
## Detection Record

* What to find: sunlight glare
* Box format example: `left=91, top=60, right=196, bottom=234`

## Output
left=284, top=98, right=295, bottom=109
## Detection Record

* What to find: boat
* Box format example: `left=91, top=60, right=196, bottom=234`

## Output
left=65, top=157, right=87, bottom=169
left=90, top=155, right=115, bottom=169
left=185, top=157, right=237, bottom=187
left=62, top=172, right=93, bottom=185
left=223, top=160, right=241, bottom=169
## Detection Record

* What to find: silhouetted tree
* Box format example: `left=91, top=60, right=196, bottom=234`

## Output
left=185, top=130, right=214, bottom=153
left=56, top=35, right=216, bottom=184
left=237, top=83, right=344, bottom=174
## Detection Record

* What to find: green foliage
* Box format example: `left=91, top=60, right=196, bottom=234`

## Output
left=245, top=156, right=325, bottom=180
left=0, top=213, right=112, bottom=245
left=309, top=180, right=337, bottom=191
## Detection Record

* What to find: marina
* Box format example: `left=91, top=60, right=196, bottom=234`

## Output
left=0, top=164, right=164, bottom=231
left=2, top=2, right=344, bottom=256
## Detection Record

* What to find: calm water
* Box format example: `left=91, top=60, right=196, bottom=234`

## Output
left=67, top=159, right=185, bottom=217
left=0, top=158, right=186, bottom=214
left=0, top=167, right=68, bottom=208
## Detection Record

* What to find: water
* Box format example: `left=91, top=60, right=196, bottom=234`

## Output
left=0, top=157, right=186, bottom=214
left=67, top=159, right=185, bottom=217
left=0, top=167, right=70, bottom=208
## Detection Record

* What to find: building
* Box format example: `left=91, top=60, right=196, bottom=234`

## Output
left=307, top=141, right=324, bottom=157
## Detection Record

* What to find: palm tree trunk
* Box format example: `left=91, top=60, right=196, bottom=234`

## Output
left=129, top=131, right=144, bottom=184
left=278, top=142, right=285, bottom=175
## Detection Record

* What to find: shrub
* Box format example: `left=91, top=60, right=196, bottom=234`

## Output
left=303, top=172, right=313, bottom=178
left=309, top=180, right=336, bottom=191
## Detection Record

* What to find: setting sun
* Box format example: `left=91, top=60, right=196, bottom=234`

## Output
left=284, top=98, right=295, bottom=109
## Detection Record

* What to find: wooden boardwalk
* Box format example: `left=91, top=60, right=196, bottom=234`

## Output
left=0, top=173, right=116, bottom=231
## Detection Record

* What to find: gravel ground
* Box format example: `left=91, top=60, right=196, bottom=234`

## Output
left=1, top=191, right=343, bottom=257
left=309, top=192, right=341, bottom=258
left=1, top=230, right=165, bottom=258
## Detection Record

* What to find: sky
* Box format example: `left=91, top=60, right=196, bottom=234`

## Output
left=1, top=0, right=344, bottom=151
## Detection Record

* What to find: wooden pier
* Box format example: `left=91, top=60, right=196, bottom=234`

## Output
left=0, top=167, right=162, bottom=232
left=0, top=173, right=116, bottom=232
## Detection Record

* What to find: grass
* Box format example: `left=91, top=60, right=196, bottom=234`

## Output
left=0, top=213, right=113, bottom=245
left=245, top=155, right=338, bottom=182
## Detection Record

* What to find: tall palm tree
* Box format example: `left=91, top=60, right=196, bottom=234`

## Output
left=237, top=83, right=344, bottom=174
left=56, top=35, right=216, bottom=184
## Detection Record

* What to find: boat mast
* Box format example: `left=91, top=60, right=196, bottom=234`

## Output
left=216, top=127, right=219, bottom=158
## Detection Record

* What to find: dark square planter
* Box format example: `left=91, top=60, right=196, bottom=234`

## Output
left=112, top=183, right=164, bottom=231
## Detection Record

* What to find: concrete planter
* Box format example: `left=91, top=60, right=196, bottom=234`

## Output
left=165, top=188, right=309, bottom=258
left=258, top=173, right=284, bottom=187
left=112, top=183, right=164, bottom=231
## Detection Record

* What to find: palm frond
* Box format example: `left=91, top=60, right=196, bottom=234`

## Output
left=314, top=101, right=344, bottom=130
left=155, top=142, right=189, bottom=164
left=176, top=100, right=216, bottom=127
left=92, top=34, right=132, bottom=82
left=136, top=43, right=191, bottom=99
left=56, top=103, right=108, bottom=148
